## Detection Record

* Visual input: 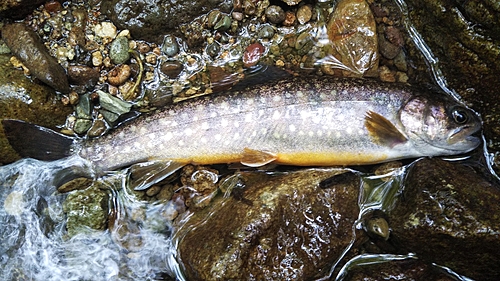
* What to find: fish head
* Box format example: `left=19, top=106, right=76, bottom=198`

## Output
left=400, top=95, right=482, bottom=155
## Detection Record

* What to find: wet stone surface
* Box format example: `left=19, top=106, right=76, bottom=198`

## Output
left=0, top=54, right=72, bottom=164
left=177, top=169, right=361, bottom=280
left=2, top=23, right=70, bottom=93
left=387, top=158, right=500, bottom=280
left=100, top=0, right=232, bottom=43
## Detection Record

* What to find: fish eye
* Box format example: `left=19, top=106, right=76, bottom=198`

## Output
left=451, top=107, right=468, bottom=124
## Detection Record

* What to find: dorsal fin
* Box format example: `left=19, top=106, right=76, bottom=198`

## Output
left=240, top=148, right=277, bottom=167
left=364, top=111, right=407, bottom=147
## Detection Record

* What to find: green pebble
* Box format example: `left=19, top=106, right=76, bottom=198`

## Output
left=258, top=25, right=275, bottom=39
left=97, top=90, right=132, bottom=115
left=109, top=36, right=130, bottom=65
left=162, top=35, right=179, bottom=57
left=215, top=15, right=231, bottom=31
left=100, top=109, right=120, bottom=124
left=76, top=94, right=92, bottom=118
left=73, top=118, right=92, bottom=134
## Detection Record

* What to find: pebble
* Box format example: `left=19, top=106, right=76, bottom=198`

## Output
left=393, top=51, right=408, bottom=71
left=366, top=217, right=390, bottom=240
left=214, top=15, right=232, bottom=31
left=87, top=119, right=107, bottom=138
left=379, top=65, right=396, bottom=82
left=94, top=21, right=117, bottom=38
left=243, top=42, right=265, bottom=67
left=160, top=60, right=184, bottom=77
left=67, top=65, right=100, bottom=87
left=243, top=0, right=256, bottom=15
left=107, top=64, right=131, bottom=86
left=207, top=10, right=222, bottom=28
left=69, top=91, right=80, bottom=105
left=92, top=51, right=103, bottom=67
left=157, top=185, right=174, bottom=200
left=145, top=53, right=157, bottom=65
left=232, top=11, right=244, bottom=21
left=97, top=90, right=132, bottom=115
left=76, top=94, right=92, bottom=118
left=146, top=185, right=162, bottom=197
left=385, top=26, right=404, bottom=47
left=2, top=23, right=70, bottom=93
left=265, top=5, right=285, bottom=24
left=296, top=5, right=312, bottom=24
left=74, top=118, right=92, bottom=134
left=379, top=35, right=400, bottom=60
left=109, top=36, right=130, bottom=65
left=162, top=35, right=179, bottom=57
left=258, top=25, right=275, bottom=39
left=283, top=11, right=296, bottom=26
left=206, top=42, right=220, bottom=58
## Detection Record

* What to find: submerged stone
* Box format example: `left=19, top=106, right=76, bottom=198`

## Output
left=177, top=168, right=361, bottom=280
left=0, top=54, right=72, bottom=164
left=387, top=158, right=500, bottom=280
left=2, top=23, right=70, bottom=93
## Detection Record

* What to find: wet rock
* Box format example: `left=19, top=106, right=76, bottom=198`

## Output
left=160, top=60, right=183, bottom=77
left=178, top=169, right=360, bottom=280
left=327, top=0, right=378, bottom=76
left=296, top=4, right=312, bottom=24
left=404, top=0, right=500, bottom=172
left=100, top=0, right=231, bottom=43
left=0, top=0, right=46, bottom=19
left=63, top=183, right=109, bottom=238
left=378, top=35, right=400, bottom=60
left=281, top=0, right=301, bottom=5
left=107, top=64, right=131, bottom=86
left=242, top=42, right=265, bottom=67
left=109, top=36, right=130, bottom=65
left=161, top=35, right=180, bottom=57
left=388, top=158, right=500, bottom=280
left=265, top=5, right=285, bottom=24
left=345, top=259, right=456, bottom=281
left=2, top=23, right=70, bottom=93
left=0, top=54, right=72, bottom=164
left=67, top=65, right=100, bottom=88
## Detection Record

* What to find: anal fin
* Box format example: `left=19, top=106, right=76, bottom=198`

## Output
left=129, top=160, right=185, bottom=191
left=240, top=148, right=277, bottom=167
left=365, top=111, right=407, bottom=147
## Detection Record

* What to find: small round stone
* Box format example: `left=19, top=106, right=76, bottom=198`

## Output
left=258, top=25, right=275, bottom=39
left=215, top=15, right=232, bottom=31
left=109, top=36, right=130, bottom=65
left=297, top=5, right=312, bottom=24
left=162, top=35, right=179, bottom=57
left=107, top=64, right=131, bottom=86
left=207, top=10, right=222, bottom=28
left=206, top=42, right=220, bottom=58
left=265, top=5, right=285, bottom=24
left=243, top=42, right=265, bottom=67
left=160, top=60, right=184, bottom=77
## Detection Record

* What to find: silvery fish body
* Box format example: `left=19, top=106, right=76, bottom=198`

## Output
left=74, top=76, right=481, bottom=171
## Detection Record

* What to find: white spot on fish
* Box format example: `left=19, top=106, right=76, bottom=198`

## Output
left=335, top=132, right=341, bottom=138
left=140, top=127, right=148, bottom=135
left=258, top=109, right=265, bottom=118
left=261, top=128, right=267, bottom=135
left=224, top=140, right=230, bottom=146
left=346, top=127, right=353, bottom=135
left=234, top=121, right=240, bottom=128
left=215, top=134, right=222, bottom=141
left=308, top=131, right=314, bottom=137
left=289, top=124, right=296, bottom=132
left=184, top=128, right=193, bottom=136
left=245, top=113, right=253, bottom=122
left=129, top=126, right=137, bottom=132
left=178, top=140, right=184, bottom=146
left=163, top=132, right=173, bottom=142
left=234, top=132, right=240, bottom=140
left=251, top=131, right=257, bottom=137
left=296, top=91, right=304, bottom=98
left=169, top=110, right=175, bottom=116
left=201, top=122, right=210, bottom=130
left=299, top=130, right=305, bottom=136
left=272, top=111, right=281, bottom=120
left=273, top=95, right=281, bottom=102
left=317, top=130, right=323, bottom=137
left=273, top=132, right=280, bottom=139
left=210, top=112, right=217, bottom=118
left=246, top=99, right=254, bottom=105
left=221, top=119, right=229, bottom=127
left=201, top=137, right=207, bottom=143
left=220, top=101, right=230, bottom=110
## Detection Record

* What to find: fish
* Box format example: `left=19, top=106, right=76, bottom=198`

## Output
left=2, top=76, right=481, bottom=189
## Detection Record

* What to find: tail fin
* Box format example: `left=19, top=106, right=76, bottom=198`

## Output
left=2, top=119, right=75, bottom=161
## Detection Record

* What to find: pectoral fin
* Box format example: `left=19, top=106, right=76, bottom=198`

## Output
left=365, top=111, right=407, bottom=147
left=240, top=148, right=277, bottom=167
left=129, top=160, right=185, bottom=191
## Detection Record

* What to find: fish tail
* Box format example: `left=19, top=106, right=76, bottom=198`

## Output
left=2, top=119, right=75, bottom=161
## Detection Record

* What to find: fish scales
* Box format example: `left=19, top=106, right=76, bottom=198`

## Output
left=76, top=76, right=480, bottom=171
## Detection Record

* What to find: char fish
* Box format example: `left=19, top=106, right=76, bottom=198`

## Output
left=2, top=76, right=481, bottom=180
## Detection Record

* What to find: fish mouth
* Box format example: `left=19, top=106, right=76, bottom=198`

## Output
left=446, top=124, right=482, bottom=151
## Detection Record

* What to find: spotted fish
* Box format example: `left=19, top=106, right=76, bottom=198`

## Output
left=2, top=76, right=481, bottom=183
